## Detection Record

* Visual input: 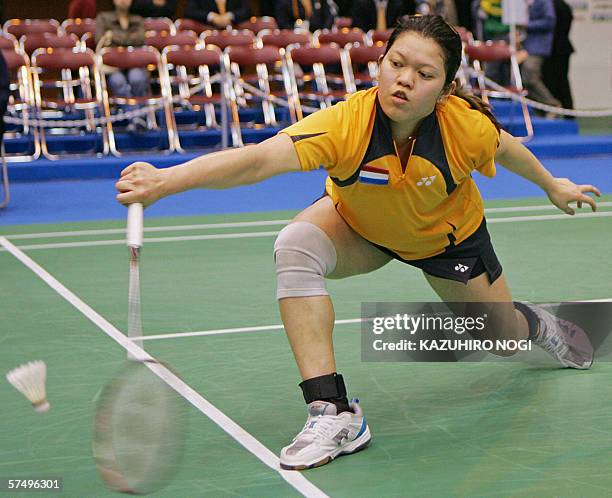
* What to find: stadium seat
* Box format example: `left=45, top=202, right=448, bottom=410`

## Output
left=225, top=45, right=295, bottom=146
left=30, top=47, right=107, bottom=159
left=161, top=44, right=224, bottom=152
left=97, top=46, right=176, bottom=155
left=0, top=47, right=40, bottom=161
left=314, top=28, right=366, bottom=47
left=4, top=18, right=61, bottom=38
left=346, top=41, right=386, bottom=91
left=465, top=40, right=533, bottom=140
left=257, top=29, right=311, bottom=49
left=285, top=43, right=352, bottom=119
left=236, top=16, right=278, bottom=33
left=61, top=18, right=96, bottom=39
left=143, top=17, right=175, bottom=35
left=20, top=33, right=80, bottom=55
left=200, top=30, right=255, bottom=50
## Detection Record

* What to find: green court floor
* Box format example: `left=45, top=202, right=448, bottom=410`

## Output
left=1, top=196, right=611, bottom=497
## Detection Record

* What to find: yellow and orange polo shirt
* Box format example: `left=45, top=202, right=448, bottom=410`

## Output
left=280, top=86, right=500, bottom=260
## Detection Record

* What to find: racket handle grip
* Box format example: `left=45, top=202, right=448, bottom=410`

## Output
left=127, top=203, right=144, bottom=248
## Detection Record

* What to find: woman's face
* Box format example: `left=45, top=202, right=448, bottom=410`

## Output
left=377, top=32, right=448, bottom=126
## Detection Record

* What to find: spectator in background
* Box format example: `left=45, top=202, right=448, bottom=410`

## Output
left=416, top=0, right=458, bottom=26
left=69, top=0, right=97, bottom=19
left=184, top=0, right=250, bottom=29
left=476, top=0, right=508, bottom=40
left=521, top=0, right=561, bottom=110
left=473, top=0, right=510, bottom=85
left=130, top=0, right=177, bottom=19
left=454, top=0, right=474, bottom=32
left=275, top=0, right=338, bottom=31
left=351, top=0, right=415, bottom=32
left=542, top=0, right=574, bottom=113
left=96, top=0, right=149, bottom=123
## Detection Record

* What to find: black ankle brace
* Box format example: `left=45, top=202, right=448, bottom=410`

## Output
left=299, top=373, right=348, bottom=405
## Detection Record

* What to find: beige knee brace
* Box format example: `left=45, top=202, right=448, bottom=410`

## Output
left=273, top=221, right=338, bottom=299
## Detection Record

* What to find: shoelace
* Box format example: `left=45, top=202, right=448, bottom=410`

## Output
left=537, top=318, right=571, bottom=358
left=293, top=415, right=340, bottom=444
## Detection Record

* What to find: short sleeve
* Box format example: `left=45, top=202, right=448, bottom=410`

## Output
left=473, top=113, right=500, bottom=178
left=279, top=100, right=349, bottom=175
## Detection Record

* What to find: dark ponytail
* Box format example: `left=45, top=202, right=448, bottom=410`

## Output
left=386, top=15, right=501, bottom=131
left=452, top=86, right=502, bottom=132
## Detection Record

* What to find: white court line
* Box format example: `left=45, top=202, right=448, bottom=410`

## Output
left=3, top=211, right=612, bottom=252
left=137, top=298, right=612, bottom=342
left=4, top=220, right=291, bottom=240
left=3, top=202, right=612, bottom=240
left=485, top=201, right=612, bottom=213
left=138, top=318, right=366, bottom=341
left=3, top=231, right=281, bottom=251
left=0, top=236, right=329, bottom=498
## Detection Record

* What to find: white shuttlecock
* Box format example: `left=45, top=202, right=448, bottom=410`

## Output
left=6, top=360, right=50, bottom=413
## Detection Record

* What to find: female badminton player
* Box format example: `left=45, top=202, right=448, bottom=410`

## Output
left=116, top=15, right=600, bottom=471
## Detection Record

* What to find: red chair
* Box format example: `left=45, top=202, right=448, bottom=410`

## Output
left=367, top=29, right=392, bottom=45
left=0, top=33, right=19, bottom=50
left=225, top=45, right=295, bottom=145
left=144, top=17, right=175, bottom=35
left=61, top=18, right=96, bottom=38
left=81, top=32, right=96, bottom=50
left=465, top=40, right=533, bottom=140
left=201, top=30, right=255, bottom=50
left=1, top=48, right=40, bottom=161
left=30, top=47, right=107, bottom=159
left=257, top=29, right=311, bottom=49
left=334, top=17, right=353, bottom=29
left=286, top=43, right=352, bottom=118
left=162, top=45, right=224, bottom=152
left=454, top=27, right=474, bottom=88
left=20, top=33, right=80, bottom=55
left=346, top=42, right=386, bottom=91
left=4, top=19, right=61, bottom=38
left=236, top=16, right=278, bottom=33
left=145, top=31, right=198, bottom=51
left=175, top=18, right=215, bottom=34
left=97, top=46, right=176, bottom=155
left=314, top=28, right=366, bottom=47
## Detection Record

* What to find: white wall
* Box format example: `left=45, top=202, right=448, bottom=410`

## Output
left=567, top=0, right=612, bottom=109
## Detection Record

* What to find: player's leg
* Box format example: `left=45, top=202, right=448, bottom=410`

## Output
left=276, top=196, right=391, bottom=382
left=274, top=195, right=391, bottom=469
left=425, top=271, right=593, bottom=367
left=424, top=271, right=529, bottom=356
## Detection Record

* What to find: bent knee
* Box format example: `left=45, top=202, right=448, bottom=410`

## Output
left=273, top=222, right=337, bottom=299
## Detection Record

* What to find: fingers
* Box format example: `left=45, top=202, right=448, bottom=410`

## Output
left=116, top=191, right=137, bottom=205
left=579, top=193, right=597, bottom=212
left=579, top=184, right=601, bottom=197
left=120, top=161, right=150, bottom=178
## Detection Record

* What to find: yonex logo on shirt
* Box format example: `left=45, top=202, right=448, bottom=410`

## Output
left=417, top=175, right=436, bottom=186
left=454, top=264, right=469, bottom=273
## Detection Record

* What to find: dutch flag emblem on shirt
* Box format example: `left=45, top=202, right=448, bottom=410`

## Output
left=359, top=164, right=389, bottom=185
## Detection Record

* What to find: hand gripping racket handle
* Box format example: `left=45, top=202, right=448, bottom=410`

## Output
left=127, top=203, right=144, bottom=248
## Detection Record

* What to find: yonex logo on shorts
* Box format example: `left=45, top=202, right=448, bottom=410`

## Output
left=454, top=264, right=469, bottom=273
left=416, top=175, right=436, bottom=186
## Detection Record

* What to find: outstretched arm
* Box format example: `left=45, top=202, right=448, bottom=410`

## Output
left=494, top=130, right=600, bottom=215
left=116, top=133, right=301, bottom=206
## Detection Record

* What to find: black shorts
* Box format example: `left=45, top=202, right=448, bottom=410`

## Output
left=371, top=218, right=503, bottom=285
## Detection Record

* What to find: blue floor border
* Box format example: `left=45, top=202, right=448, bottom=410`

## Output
left=1, top=156, right=610, bottom=226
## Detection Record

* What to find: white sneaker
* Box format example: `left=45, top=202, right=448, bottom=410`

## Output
left=528, top=304, right=594, bottom=369
left=279, top=399, right=371, bottom=470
